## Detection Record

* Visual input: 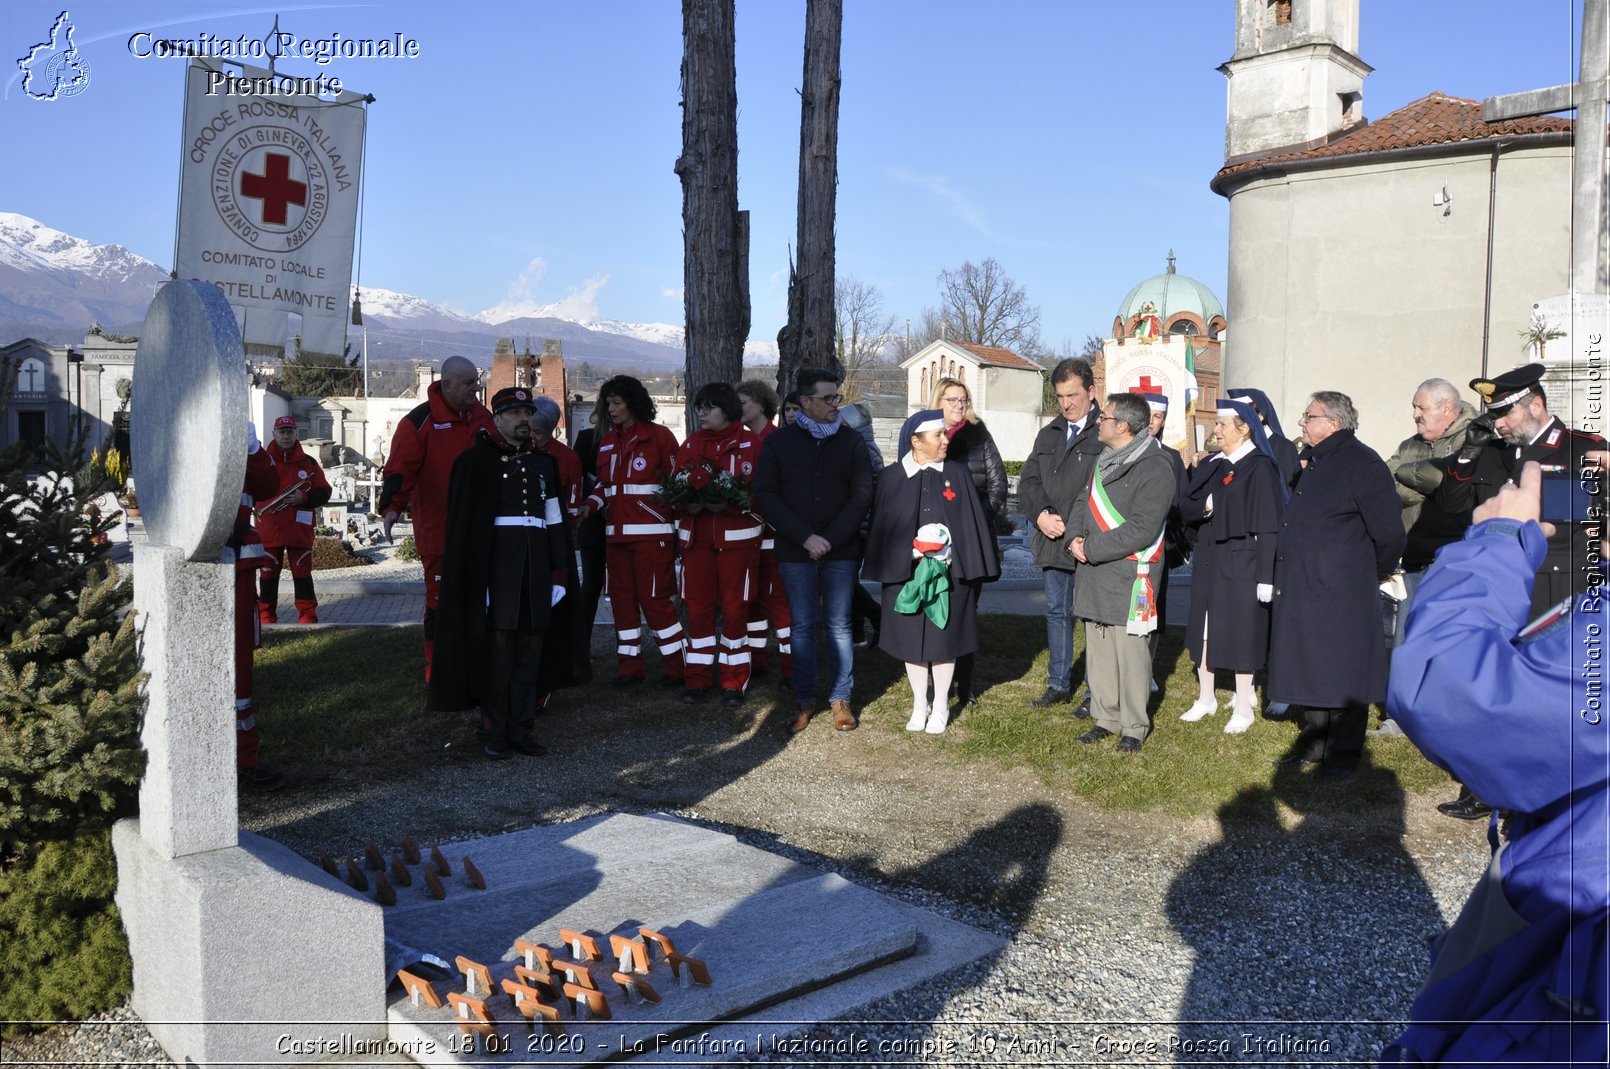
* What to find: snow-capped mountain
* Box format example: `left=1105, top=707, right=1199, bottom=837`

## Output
left=0, top=214, right=690, bottom=369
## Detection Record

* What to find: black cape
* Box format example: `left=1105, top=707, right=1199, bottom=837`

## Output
left=1182, top=450, right=1281, bottom=671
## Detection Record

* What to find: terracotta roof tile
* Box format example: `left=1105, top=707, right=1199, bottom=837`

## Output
left=1215, top=91, right=1575, bottom=183
left=954, top=342, right=1043, bottom=371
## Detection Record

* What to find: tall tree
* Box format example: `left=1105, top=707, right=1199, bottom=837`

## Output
left=677, top=0, right=749, bottom=405
left=776, top=0, right=842, bottom=397
left=834, top=275, right=896, bottom=398
left=936, top=257, right=1043, bottom=355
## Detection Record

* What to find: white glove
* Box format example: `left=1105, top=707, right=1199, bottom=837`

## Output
left=1204, top=493, right=1213, bottom=514
left=551, top=585, right=566, bottom=606
left=1256, top=583, right=1272, bottom=603
left=247, top=421, right=260, bottom=454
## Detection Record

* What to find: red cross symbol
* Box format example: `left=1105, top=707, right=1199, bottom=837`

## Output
left=240, top=153, right=307, bottom=226
left=1130, top=375, right=1162, bottom=394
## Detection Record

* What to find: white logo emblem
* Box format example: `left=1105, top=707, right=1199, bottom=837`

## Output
left=631, top=456, right=647, bottom=472
left=741, top=461, right=753, bottom=476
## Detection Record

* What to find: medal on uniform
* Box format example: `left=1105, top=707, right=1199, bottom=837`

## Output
left=943, top=479, right=955, bottom=501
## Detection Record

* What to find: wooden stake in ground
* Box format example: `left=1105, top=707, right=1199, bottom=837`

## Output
left=777, top=0, right=842, bottom=395
left=677, top=0, right=749, bottom=409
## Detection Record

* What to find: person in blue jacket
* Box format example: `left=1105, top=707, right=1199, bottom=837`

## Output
left=1381, top=460, right=1607, bottom=1066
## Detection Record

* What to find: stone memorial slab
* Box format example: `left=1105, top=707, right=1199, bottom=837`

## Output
left=130, top=279, right=248, bottom=562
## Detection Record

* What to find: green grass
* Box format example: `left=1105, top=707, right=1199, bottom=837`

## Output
left=253, top=618, right=1449, bottom=815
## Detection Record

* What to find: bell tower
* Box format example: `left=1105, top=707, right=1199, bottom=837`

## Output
left=1219, top=0, right=1371, bottom=161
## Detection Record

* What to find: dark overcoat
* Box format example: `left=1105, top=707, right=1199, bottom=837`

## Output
left=1018, top=409, right=1105, bottom=572
left=429, top=432, right=572, bottom=712
left=1267, top=430, right=1405, bottom=707
left=1181, top=449, right=1281, bottom=671
left=863, top=457, right=1000, bottom=662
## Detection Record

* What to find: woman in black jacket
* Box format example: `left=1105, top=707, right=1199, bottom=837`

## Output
left=929, top=377, right=1007, bottom=706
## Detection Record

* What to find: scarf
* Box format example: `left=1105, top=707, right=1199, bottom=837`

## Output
left=893, top=522, right=952, bottom=628
left=1088, top=433, right=1164, bottom=636
left=794, top=411, right=842, bottom=440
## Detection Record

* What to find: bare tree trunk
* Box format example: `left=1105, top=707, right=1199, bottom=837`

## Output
left=776, top=0, right=842, bottom=399
left=677, top=0, right=749, bottom=416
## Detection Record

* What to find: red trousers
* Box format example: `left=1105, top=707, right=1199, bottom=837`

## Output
left=606, top=540, right=684, bottom=681
left=259, top=544, right=318, bottom=623
left=235, top=554, right=263, bottom=769
left=681, top=541, right=759, bottom=691
left=746, top=546, right=792, bottom=680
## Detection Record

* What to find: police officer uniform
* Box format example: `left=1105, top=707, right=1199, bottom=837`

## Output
left=429, top=388, right=571, bottom=759
left=1442, top=363, right=1605, bottom=614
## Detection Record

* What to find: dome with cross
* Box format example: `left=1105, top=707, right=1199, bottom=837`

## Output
left=1115, top=252, right=1225, bottom=340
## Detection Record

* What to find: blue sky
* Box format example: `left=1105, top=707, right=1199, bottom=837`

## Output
left=1, top=0, right=1587, bottom=351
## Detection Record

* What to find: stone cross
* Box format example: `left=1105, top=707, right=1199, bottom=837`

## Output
left=128, top=279, right=248, bottom=858
left=1485, top=0, right=1609, bottom=295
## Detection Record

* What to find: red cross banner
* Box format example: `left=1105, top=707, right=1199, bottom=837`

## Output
left=1101, top=336, right=1192, bottom=450
left=174, top=57, right=367, bottom=360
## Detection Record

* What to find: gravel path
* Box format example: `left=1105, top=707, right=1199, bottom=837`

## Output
left=6, top=669, right=1492, bottom=1067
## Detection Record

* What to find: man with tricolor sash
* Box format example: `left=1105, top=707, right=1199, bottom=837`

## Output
left=1065, top=393, right=1176, bottom=753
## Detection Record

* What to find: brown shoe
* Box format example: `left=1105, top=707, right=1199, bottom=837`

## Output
left=789, top=704, right=813, bottom=734
left=831, top=699, right=857, bottom=731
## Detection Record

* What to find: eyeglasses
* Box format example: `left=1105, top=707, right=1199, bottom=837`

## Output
left=940, top=397, right=968, bottom=406
left=1298, top=411, right=1337, bottom=424
left=808, top=392, right=843, bottom=405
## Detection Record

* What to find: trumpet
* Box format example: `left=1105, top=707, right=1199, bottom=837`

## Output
left=260, top=478, right=311, bottom=515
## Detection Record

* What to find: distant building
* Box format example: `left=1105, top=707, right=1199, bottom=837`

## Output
left=901, top=339, right=1046, bottom=461
left=1216, top=0, right=1577, bottom=450
left=486, top=337, right=568, bottom=432
left=1, top=327, right=139, bottom=463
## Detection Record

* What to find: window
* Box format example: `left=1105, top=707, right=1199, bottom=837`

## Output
left=1271, top=0, right=1292, bottom=26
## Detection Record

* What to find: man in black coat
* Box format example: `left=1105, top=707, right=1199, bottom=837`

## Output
left=430, top=387, right=572, bottom=760
left=753, top=368, right=875, bottom=734
left=1018, top=358, right=1105, bottom=711
left=1268, top=390, right=1405, bottom=779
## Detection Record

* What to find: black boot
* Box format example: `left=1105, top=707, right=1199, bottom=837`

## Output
left=1436, top=785, right=1494, bottom=821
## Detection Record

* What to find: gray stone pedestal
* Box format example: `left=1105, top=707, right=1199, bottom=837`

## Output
left=113, top=821, right=387, bottom=1068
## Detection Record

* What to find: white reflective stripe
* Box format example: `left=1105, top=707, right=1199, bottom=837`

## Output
left=236, top=715, right=256, bottom=731
left=688, top=635, right=717, bottom=649
left=746, top=621, right=768, bottom=632
left=295, top=509, right=314, bottom=526
left=747, top=637, right=767, bottom=649
left=494, top=516, right=548, bottom=527
left=620, top=523, right=673, bottom=535
left=604, top=525, right=617, bottom=536
left=619, top=483, right=660, bottom=495
left=778, top=642, right=791, bottom=653
left=617, top=645, right=642, bottom=656
left=618, top=628, right=642, bottom=640
left=723, top=524, right=764, bottom=542
left=760, top=537, right=775, bottom=550
left=658, top=640, right=685, bottom=655
left=776, top=626, right=791, bottom=638
left=719, top=650, right=752, bottom=666
left=235, top=698, right=253, bottom=711
left=238, top=544, right=268, bottom=559
left=240, top=493, right=254, bottom=507
left=685, top=652, right=716, bottom=665
left=720, top=635, right=748, bottom=649
left=603, top=486, right=619, bottom=497
left=546, top=497, right=563, bottom=525
left=654, top=623, right=683, bottom=639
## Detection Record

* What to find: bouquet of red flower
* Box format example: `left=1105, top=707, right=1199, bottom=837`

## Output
left=660, top=461, right=751, bottom=510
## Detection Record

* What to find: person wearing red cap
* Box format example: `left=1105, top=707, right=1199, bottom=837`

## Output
left=379, top=355, right=492, bottom=680
left=255, top=414, right=332, bottom=624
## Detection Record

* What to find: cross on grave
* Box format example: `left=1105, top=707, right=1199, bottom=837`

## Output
left=240, top=152, right=308, bottom=226
left=1485, top=0, right=1609, bottom=294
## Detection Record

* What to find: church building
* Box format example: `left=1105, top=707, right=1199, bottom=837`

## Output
left=1215, top=0, right=1580, bottom=450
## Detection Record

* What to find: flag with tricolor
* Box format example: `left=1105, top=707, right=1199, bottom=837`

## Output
left=1183, top=337, right=1200, bottom=415
left=1086, top=466, right=1165, bottom=635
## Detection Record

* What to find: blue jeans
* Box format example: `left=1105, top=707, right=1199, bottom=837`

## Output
left=778, top=559, right=857, bottom=705
left=1043, top=567, right=1075, bottom=691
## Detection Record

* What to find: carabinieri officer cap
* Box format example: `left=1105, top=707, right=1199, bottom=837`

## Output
left=1470, top=363, right=1545, bottom=416
left=490, top=387, right=537, bottom=415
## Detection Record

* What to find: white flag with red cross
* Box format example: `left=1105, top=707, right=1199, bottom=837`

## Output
left=174, top=57, right=367, bottom=360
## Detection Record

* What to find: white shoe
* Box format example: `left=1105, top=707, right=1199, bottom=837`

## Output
left=906, top=707, right=927, bottom=732
left=1224, top=708, right=1256, bottom=734
left=1180, top=697, right=1218, bottom=722
left=925, top=705, right=951, bottom=734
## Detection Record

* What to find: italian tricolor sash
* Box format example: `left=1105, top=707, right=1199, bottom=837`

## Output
left=1088, top=467, right=1165, bottom=635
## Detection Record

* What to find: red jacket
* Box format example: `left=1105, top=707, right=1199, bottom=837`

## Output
left=673, top=424, right=763, bottom=549
left=256, top=439, right=332, bottom=548
left=538, top=437, right=585, bottom=525
left=751, top=421, right=779, bottom=550
left=231, top=447, right=278, bottom=571
left=380, top=380, right=492, bottom=558
left=585, top=420, right=679, bottom=541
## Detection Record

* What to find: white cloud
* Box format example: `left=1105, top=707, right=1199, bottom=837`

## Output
left=884, top=168, right=995, bottom=237
left=660, top=285, right=684, bottom=301
left=477, top=257, right=611, bottom=325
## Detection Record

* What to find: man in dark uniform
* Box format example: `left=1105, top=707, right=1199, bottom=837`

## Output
left=1448, top=363, right=1605, bottom=615
left=429, top=387, right=571, bottom=760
